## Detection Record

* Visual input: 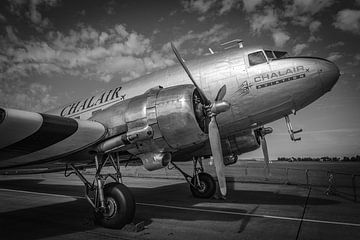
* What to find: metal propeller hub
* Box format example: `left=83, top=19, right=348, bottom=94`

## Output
left=210, top=101, right=230, bottom=115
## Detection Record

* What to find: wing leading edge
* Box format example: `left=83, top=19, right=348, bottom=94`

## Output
left=0, top=107, right=106, bottom=169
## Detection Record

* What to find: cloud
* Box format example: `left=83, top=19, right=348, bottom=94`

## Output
left=307, top=20, right=322, bottom=42
left=249, top=7, right=292, bottom=47
left=169, top=24, right=236, bottom=52
left=7, top=0, right=61, bottom=31
left=326, top=41, right=345, bottom=49
left=272, top=31, right=290, bottom=48
left=105, top=0, right=116, bottom=15
left=182, top=0, right=267, bottom=18
left=0, top=24, right=174, bottom=83
left=242, top=0, right=266, bottom=12
left=308, top=36, right=321, bottom=42
left=5, top=25, right=20, bottom=43
left=0, top=80, right=57, bottom=112
left=0, top=13, right=6, bottom=22
left=326, top=52, right=342, bottom=62
left=333, top=9, right=360, bottom=35
left=182, top=0, right=216, bottom=14
left=181, top=0, right=242, bottom=20
left=309, top=20, right=321, bottom=33
left=293, top=43, right=308, bottom=55
left=1, top=23, right=236, bottom=87
left=219, top=0, right=241, bottom=15
left=244, top=0, right=333, bottom=47
left=250, top=7, right=279, bottom=33
left=355, top=53, right=360, bottom=61
left=284, top=0, right=335, bottom=26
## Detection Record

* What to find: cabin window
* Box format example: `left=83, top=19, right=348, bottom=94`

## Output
left=248, top=51, right=267, bottom=66
left=265, top=50, right=275, bottom=59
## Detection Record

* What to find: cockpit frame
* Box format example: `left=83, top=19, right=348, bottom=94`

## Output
left=246, top=48, right=288, bottom=67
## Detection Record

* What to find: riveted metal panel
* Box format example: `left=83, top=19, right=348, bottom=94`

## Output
left=125, top=94, right=147, bottom=125
left=90, top=99, right=130, bottom=136
left=145, top=86, right=162, bottom=108
left=146, top=107, right=157, bottom=125
left=156, top=85, right=208, bottom=149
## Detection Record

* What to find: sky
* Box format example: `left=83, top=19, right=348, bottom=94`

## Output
left=0, top=0, right=359, bottom=159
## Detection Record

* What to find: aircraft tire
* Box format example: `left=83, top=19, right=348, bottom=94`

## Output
left=95, top=182, right=135, bottom=229
left=190, top=172, right=216, bottom=198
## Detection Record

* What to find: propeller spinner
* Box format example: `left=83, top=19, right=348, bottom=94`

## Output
left=171, top=43, right=230, bottom=196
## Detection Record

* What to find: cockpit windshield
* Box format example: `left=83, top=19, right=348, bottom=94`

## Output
left=248, top=49, right=289, bottom=66
left=273, top=51, right=288, bottom=58
left=264, top=50, right=275, bottom=59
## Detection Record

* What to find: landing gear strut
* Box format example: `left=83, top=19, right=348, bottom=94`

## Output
left=66, top=153, right=135, bottom=229
left=171, top=157, right=216, bottom=198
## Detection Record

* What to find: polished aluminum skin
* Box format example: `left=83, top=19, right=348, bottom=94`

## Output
left=1, top=46, right=339, bottom=168
left=90, top=84, right=208, bottom=170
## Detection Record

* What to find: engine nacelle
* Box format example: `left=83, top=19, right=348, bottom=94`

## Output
left=138, top=152, right=172, bottom=171
left=223, top=130, right=260, bottom=156
left=91, top=84, right=208, bottom=171
left=174, top=129, right=261, bottom=164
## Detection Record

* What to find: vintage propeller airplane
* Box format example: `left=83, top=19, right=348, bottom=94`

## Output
left=0, top=41, right=340, bottom=229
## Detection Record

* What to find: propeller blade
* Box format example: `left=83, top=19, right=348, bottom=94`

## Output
left=260, top=136, right=270, bottom=177
left=215, top=85, right=227, bottom=101
left=208, top=116, right=227, bottom=196
left=171, top=42, right=210, bottom=105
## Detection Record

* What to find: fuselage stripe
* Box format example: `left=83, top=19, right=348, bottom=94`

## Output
left=0, top=114, right=78, bottom=160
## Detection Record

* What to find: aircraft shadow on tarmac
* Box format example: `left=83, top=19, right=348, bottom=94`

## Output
left=0, top=178, right=340, bottom=240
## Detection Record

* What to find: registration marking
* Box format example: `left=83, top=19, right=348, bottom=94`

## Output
left=256, top=74, right=306, bottom=89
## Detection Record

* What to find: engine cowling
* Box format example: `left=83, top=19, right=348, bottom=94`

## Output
left=223, top=130, right=260, bottom=156
left=91, top=84, right=208, bottom=170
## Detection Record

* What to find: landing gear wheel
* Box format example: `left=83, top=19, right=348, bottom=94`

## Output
left=95, top=182, right=135, bottom=229
left=190, top=172, right=216, bottom=198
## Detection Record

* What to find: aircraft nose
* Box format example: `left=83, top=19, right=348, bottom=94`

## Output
left=318, top=59, right=340, bottom=92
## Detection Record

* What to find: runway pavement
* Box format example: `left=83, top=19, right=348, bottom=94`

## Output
left=0, top=173, right=359, bottom=240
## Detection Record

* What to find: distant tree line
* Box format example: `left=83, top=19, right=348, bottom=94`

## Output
left=277, top=155, right=360, bottom=162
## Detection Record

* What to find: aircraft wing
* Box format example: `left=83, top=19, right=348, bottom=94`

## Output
left=0, top=107, right=106, bottom=169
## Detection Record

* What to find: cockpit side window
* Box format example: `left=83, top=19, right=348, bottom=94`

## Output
left=248, top=51, right=267, bottom=66
left=265, top=50, right=275, bottom=59
left=273, top=51, right=288, bottom=59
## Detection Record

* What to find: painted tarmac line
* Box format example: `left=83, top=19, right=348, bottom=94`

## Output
left=137, top=202, right=360, bottom=227
left=1, top=188, right=360, bottom=228
left=0, top=188, right=80, bottom=199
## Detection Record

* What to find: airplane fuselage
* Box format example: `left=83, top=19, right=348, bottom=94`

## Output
left=48, top=47, right=339, bottom=139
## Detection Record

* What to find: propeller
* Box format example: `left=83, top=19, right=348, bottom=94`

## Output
left=171, top=43, right=230, bottom=196
left=256, top=127, right=273, bottom=178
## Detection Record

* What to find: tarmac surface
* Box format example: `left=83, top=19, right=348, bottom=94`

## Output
left=0, top=172, right=360, bottom=240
